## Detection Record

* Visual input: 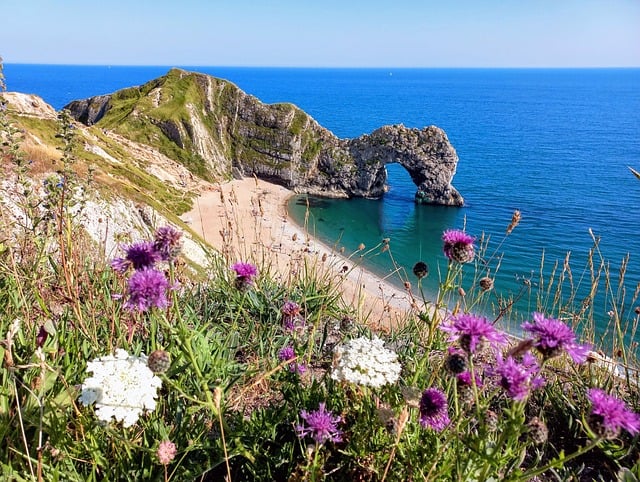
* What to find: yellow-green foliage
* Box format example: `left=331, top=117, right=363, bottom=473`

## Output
left=10, top=112, right=194, bottom=218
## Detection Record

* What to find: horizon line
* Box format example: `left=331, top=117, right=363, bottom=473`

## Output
left=5, top=62, right=640, bottom=70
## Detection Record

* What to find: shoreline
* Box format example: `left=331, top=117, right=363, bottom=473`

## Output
left=179, top=177, right=625, bottom=377
left=181, top=177, right=420, bottom=328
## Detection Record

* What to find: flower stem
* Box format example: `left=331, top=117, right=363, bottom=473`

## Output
left=513, top=438, right=602, bottom=481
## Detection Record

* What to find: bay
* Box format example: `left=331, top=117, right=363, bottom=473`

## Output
left=5, top=65, right=640, bottom=347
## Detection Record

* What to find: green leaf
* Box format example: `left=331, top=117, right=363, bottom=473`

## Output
left=618, top=468, right=639, bottom=482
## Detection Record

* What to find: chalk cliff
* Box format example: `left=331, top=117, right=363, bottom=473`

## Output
left=65, top=69, right=463, bottom=205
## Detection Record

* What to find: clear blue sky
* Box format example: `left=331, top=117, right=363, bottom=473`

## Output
left=2, top=0, right=639, bottom=67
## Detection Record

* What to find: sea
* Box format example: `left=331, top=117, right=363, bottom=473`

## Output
left=4, top=64, right=640, bottom=348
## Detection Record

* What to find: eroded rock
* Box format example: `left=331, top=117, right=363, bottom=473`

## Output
left=65, top=69, right=463, bottom=206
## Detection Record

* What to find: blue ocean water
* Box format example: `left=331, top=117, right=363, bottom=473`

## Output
left=5, top=65, right=640, bottom=345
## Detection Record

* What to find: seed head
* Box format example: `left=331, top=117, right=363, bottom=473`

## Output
left=147, top=350, right=171, bottom=374
left=526, top=417, right=548, bottom=444
left=445, top=351, right=467, bottom=375
left=484, top=410, right=499, bottom=432
left=479, top=276, right=494, bottom=291
left=412, top=261, right=429, bottom=279
left=506, top=209, right=522, bottom=235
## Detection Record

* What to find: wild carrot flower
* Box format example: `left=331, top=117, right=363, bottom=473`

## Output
left=79, top=349, right=162, bottom=427
left=231, top=261, right=258, bottom=289
left=331, top=336, right=402, bottom=388
left=442, top=229, right=475, bottom=263
left=587, top=388, right=640, bottom=439
left=494, top=352, right=545, bottom=401
left=296, top=402, right=343, bottom=444
left=124, top=268, right=171, bottom=312
left=522, top=312, right=591, bottom=363
left=157, top=440, right=177, bottom=465
left=419, top=388, right=450, bottom=431
left=440, top=313, right=508, bottom=354
left=111, top=241, right=160, bottom=273
left=153, top=225, right=183, bottom=261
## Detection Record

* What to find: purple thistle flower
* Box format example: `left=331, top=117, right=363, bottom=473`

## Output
left=111, top=241, right=160, bottom=273
left=494, top=352, right=545, bottom=401
left=36, top=325, right=48, bottom=348
left=124, top=268, right=170, bottom=312
left=281, top=301, right=305, bottom=331
left=282, top=317, right=297, bottom=332
left=587, top=388, right=640, bottom=439
left=281, top=300, right=301, bottom=317
left=153, top=225, right=183, bottom=261
left=522, top=312, right=591, bottom=363
left=278, top=346, right=295, bottom=362
left=419, top=388, right=450, bottom=431
left=232, top=262, right=258, bottom=279
left=296, top=402, right=343, bottom=444
left=110, top=257, right=130, bottom=273
left=442, top=229, right=475, bottom=264
left=231, top=262, right=258, bottom=289
left=440, top=313, right=508, bottom=354
left=457, top=370, right=484, bottom=388
left=278, top=346, right=306, bottom=374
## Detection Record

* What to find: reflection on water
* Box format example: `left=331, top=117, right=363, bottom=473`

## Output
left=294, top=196, right=332, bottom=209
left=287, top=164, right=468, bottom=297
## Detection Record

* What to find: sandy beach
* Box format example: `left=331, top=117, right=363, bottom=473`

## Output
left=182, top=177, right=420, bottom=329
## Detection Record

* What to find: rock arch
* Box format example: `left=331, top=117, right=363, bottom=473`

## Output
left=345, top=125, right=464, bottom=206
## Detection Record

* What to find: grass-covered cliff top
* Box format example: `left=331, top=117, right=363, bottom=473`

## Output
left=65, top=68, right=323, bottom=184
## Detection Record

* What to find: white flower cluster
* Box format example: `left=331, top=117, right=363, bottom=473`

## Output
left=331, top=336, right=402, bottom=388
left=79, top=349, right=162, bottom=427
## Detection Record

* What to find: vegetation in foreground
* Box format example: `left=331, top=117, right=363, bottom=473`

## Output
left=1, top=59, right=639, bottom=481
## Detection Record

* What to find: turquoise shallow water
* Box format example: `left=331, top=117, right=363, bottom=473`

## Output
left=6, top=65, right=640, bottom=346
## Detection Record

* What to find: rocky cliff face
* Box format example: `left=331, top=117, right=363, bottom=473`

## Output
left=65, top=69, right=463, bottom=206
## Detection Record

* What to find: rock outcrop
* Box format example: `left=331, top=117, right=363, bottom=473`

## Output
left=65, top=69, right=463, bottom=206
left=2, top=92, right=57, bottom=119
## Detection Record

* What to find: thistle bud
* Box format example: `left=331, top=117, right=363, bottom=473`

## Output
left=412, top=261, right=429, bottom=279
left=479, top=277, right=494, bottom=291
left=147, top=350, right=171, bottom=374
